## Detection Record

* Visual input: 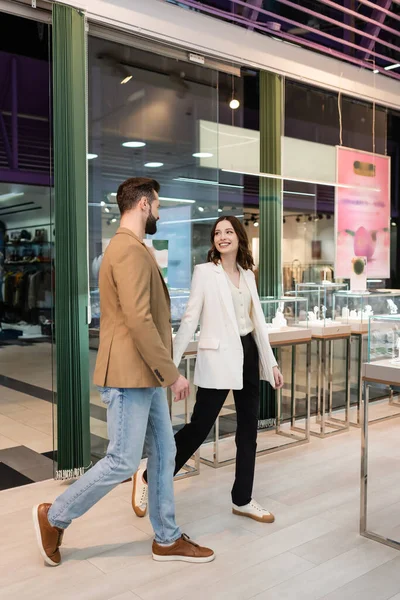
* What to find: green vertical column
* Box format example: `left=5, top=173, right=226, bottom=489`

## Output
left=258, top=71, right=283, bottom=426
left=53, top=4, right=91, bottom=478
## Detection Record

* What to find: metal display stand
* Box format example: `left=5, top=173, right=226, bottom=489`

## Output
left=200, top=328, right=312, bottom=469
left=360, top=361, right=400, bottom=550
left=305, top=323, right=352, bottom=438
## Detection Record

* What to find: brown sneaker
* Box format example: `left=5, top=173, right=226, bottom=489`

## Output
left=32, top=504, right=64, bottom=567
left=152, top=533, right=215, bottom=563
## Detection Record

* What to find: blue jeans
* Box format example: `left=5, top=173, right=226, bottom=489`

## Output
left=48, top=387, right=181, bottom=544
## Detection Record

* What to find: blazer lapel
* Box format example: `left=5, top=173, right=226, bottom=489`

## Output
left=213, top=263, right=240, bottom=338
left=118, top=229, right=170, bottom=304
left=143, top=244, right=171, bottom=303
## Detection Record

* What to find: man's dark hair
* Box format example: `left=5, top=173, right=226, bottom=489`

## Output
left=116, top=177, right=160, bottom=215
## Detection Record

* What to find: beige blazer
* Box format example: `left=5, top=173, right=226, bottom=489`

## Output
left=93, top=228, right=180, bottom=389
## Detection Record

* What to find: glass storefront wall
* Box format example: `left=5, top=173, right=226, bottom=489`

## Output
left=0, top=12, right=55, bottom=481
left=86, top=27, right=400, bottom=461
left=87, top=35, right=253, bottom=458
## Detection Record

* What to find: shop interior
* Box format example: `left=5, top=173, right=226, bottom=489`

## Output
left=0, top=14, right=54, bottom=489
left=1, top=10, right=400, bottom=489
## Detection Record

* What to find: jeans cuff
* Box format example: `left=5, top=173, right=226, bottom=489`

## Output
left=154, top=530, right=181, bottom=545
left=48, top=513, right=70, bottom=530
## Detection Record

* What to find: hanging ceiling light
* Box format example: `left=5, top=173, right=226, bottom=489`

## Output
left=230, top=72, right=240, bottom=110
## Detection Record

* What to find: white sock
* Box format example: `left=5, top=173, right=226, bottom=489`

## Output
left=157, top=541, right=175, bottom=547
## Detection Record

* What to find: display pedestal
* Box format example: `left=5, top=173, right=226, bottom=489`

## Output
left=361, top=361, right=400, bottom=551
left=199, top=328, right=312, bottom=468
left=296, top=325, right=351, bottom=438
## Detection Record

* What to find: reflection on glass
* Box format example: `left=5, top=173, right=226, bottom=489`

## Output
left=87, top=36, right=249, bottom=458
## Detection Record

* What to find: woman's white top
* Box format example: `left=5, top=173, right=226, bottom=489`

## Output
left=225, top=271, right=254, bottom=336
left=173, top=262, right=278, bottom=390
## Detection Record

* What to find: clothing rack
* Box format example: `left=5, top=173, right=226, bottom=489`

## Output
left=283, top=262, right=334, bottom=292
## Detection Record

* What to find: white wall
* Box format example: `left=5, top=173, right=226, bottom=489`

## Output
left=282, top=215, right=335, bottom=266
left=57, top=0, right=400, bottom=110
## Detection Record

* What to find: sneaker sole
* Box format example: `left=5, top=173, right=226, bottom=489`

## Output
left=152, top=553, right=215, bottom=563
left=32, top=505, right=59, bottom=567
left=132, top=473, right=147, bottom=518
left=232, top=508, right=275, bottom=524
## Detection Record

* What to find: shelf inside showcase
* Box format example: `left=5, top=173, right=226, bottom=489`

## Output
left=334, top=291, right=400, bottom=334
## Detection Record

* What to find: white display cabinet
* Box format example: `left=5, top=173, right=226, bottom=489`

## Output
left=170, top=289, right=190, bottom=331
left=259, top=296, right=309, bottom=344
left=334, top=291, right=400, bottom=334
left=295, top=282, right=351, bottom=337
left=361, top=315, right=400, bottom=551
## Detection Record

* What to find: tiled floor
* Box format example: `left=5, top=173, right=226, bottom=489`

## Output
left=0, top=417, right=399, bottom=599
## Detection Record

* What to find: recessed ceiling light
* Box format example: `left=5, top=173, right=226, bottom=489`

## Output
left=254, top=221, right=259, bottom=227
left=198, top=206, right=205, bottom=212
left=101, top=201, right=106, bottom=206
left=218, top=208, right=223, bottom=213
left=87, top=153, right=98, bottom=160
left=229, top=99, right=240, bottom=110
left=111, top=217, right=117, bottom=223
left=104, top=207, right=110, bottom=213
left=192, top=152, right=214, bottom=158
left=144, top=162, right=163, bottom=168
left=121, top=75, right=133, bottom=85
left=122, top=141, right=146, bottom=148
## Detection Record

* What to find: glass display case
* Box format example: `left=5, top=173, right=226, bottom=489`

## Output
left=170, top=289, right=190, bottom=332
left=295, top=282, right=350, bottom=335
left=368, top=314, right=400, bottom=365
left=260, top=296, right=308, bottom=329
left=334, top=291, right=400, bottom=334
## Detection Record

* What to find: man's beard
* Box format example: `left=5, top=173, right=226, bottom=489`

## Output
left=145, top=212, right=158, bottom=235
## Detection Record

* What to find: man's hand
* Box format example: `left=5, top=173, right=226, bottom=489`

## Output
left=170, top=375, right=190, bottom=402
left=273, top=366, right=284, bottom=390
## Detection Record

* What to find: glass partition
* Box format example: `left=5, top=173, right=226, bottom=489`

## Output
left=0, top=14, right=55, bottom=487
left=87, top=34, right=248, bottom=458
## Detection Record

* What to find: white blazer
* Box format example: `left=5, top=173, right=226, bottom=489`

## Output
left=173, top=262, right=278, bottom=390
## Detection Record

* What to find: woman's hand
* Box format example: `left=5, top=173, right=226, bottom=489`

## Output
left=273, top=366, right=284, bottom=389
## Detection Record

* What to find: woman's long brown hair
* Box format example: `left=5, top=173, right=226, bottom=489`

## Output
left=207, top=216, right=255, bottom=270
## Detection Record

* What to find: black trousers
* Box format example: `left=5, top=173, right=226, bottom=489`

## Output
left=144, top=333, right=260, bottom=506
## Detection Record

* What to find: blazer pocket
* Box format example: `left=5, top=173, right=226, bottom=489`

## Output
left=198, top=337, right=220, bottom=350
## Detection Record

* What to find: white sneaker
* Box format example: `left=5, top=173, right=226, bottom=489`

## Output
left=132, top=468, right=148, bottom=517
left=232, top=499, right=275, bottom=523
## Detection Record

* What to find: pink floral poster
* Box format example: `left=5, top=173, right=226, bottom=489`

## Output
left=335, top=147, right=390, bottom=279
